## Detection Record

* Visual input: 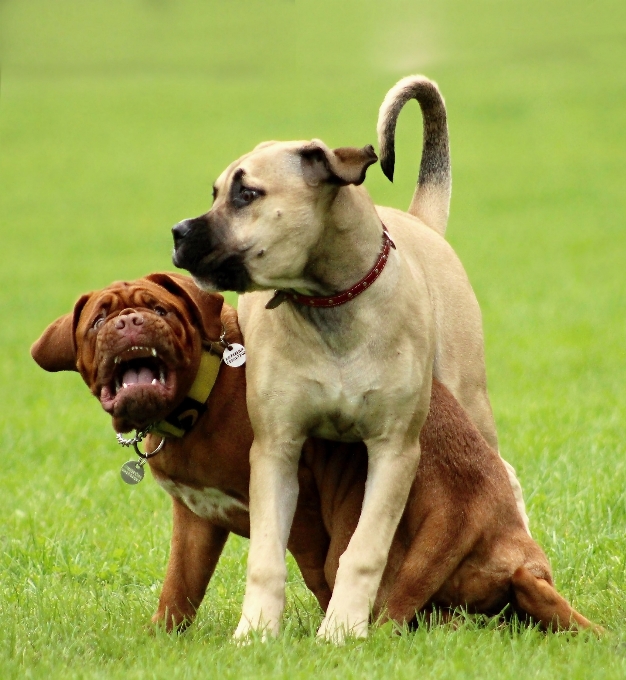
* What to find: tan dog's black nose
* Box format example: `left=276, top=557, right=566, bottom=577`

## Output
left=172, top=219, right=192, bottom=244
left=115, top=311, right=144, bottom=330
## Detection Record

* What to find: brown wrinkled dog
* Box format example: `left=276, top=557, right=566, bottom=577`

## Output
left=31, top=273, right=598, bottom=634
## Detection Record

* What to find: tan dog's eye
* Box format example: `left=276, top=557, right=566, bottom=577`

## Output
left=241, top=188, right=258, bottom=203
left=154, top=305, right=168, bottom=317
left=232, top=184, right=264, bottom=209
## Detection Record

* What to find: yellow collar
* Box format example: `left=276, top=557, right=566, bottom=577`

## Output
left=151, top=350, right=222, bottom=438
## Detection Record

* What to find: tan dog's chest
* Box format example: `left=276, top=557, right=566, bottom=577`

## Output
left=243, top=301, right=431, bottom=443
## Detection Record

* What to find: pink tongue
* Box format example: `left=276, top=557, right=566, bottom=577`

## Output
left=122, top=368, right=138, bottom=385
left=122, top=367, right=156, bottom=385
left=138, top=367, right=155, bottom=384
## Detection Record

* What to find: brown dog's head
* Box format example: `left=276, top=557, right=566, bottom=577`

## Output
left=31, top=273, right=224, bottom=433
left=171, top=139, right=378, bottom=293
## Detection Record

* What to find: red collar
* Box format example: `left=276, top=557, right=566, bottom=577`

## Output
left=265, top=226, right=396, bottom=310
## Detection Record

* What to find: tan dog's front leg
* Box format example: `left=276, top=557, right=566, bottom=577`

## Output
left=317, top=438, right=421, bottom=642
left=153, top=496, right=229, bottom=632
left=234, top=438, right=301, bottom=639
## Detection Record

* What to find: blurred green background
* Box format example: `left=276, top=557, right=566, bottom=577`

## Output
left=1, top=1, right=625, bottom=678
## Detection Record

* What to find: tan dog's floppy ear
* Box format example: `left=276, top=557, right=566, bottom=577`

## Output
left=145, top=273, right=224, bottom=342
left=300, top=139, right=378, bottom=187
left=31, top=294, right=90, bottom=372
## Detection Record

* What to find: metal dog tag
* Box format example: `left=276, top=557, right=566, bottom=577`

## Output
left=120, top=460, right=145, bottom=485
left=222, top=343, right=246, bottom=367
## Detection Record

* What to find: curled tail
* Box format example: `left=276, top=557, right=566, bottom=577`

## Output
left=377, top=75, right=451, bottom=236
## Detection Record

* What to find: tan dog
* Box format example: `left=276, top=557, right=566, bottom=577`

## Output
left=170, top=75, right=527, bottom=640
left=31, top=274, right=597, bottom=635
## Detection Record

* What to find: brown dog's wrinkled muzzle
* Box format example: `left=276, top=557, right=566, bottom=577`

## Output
left=68, top=283, right=207, bottom=434
left=93, top=310, right=188, bottom=432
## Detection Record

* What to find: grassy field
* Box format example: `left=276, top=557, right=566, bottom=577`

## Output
left=1, top=0, right=626, bottom=677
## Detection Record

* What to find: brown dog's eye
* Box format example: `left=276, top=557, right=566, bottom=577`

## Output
left=92, top=313, right=106, bottom=330
left=154, top=305, right=168, bottom=317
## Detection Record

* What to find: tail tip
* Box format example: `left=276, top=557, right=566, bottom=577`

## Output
left=380, top=156, right=395, bottom=183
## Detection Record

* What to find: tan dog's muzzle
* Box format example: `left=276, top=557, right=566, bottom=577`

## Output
left=172, top=215, right=252, bottom=293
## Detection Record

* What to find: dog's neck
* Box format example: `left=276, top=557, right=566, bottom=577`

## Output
left=300, top=185, right=386, bottom=296
left=151, top=350, right=222, bottom=438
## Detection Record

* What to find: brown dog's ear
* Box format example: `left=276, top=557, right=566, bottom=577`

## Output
left=145, top=272, right=224, bottom=343
left=299, top=139, right=378, bottom=187
left=31, top=293, right=91, bottom=372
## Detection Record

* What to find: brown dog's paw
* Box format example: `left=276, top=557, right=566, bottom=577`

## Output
left=150, top=609, right=194, bottom=635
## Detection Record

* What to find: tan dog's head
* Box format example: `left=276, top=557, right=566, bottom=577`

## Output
left=31, top=273, right=224, bottom=433
left=171, top=140, right=378, bottom=293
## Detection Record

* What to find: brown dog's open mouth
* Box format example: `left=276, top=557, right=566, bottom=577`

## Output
left=112, top=346, right=167, bottom=393
left=99, top=345, right=177, bottom=427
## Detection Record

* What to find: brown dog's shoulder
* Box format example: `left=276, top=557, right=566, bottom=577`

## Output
left=220, top=303, right=243, bottom=345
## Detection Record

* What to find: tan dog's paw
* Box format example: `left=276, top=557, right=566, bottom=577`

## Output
left=233, top=612, right=280, bottom=643
left=316, top=607, right=369, bottom=644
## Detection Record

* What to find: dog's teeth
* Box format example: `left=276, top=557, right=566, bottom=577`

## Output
left=151, top=378, right=158, bottom=385
left=123, top=382, right=128, bottom=389
left=151, top=348, right=157, bottom=357
left=114, top=356, right=120, bottom=365
left=159, top=367, right=166, bottom=385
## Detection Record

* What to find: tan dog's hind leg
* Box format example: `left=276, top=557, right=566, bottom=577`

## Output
left=502, top=460, right=531, bottom=535
left=317, top=438, right=422, bottom=642
left=153, top=497, right=229, bottom=632
left=511, top=566, right=601, bottom=634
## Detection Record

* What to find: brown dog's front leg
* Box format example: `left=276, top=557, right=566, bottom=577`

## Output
left=153, top=496, right=229, bottom=632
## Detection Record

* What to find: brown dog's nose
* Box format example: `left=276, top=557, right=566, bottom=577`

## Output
left=115, top=311, right=144, bottom=330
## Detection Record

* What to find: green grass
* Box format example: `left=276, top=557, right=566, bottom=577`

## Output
left=1, top=0, right=626, bottom=677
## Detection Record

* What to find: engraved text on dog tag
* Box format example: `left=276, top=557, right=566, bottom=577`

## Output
left=223, top=343, right=246, bottom=367
left=120, top=460, right=145, bottom=485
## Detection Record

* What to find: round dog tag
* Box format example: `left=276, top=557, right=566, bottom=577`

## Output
left=223, top=343, right=246, bottom=367
left=120, top=460, right=145, bottom=485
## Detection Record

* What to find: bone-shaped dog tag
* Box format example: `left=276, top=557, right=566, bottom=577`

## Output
left=120, top=459, right=145, bottom=485
left=223, top=343, right=246, bottom=367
